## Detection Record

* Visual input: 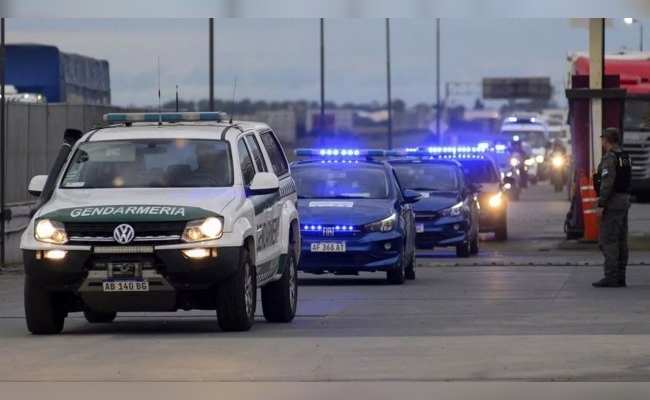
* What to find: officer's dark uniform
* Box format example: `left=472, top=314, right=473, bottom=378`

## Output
left=593, top=128, right=632, bottom=287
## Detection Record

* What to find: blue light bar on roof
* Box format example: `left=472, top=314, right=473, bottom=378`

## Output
left=103, top=112, right=228, bottom=124
left=294, top=148, right=388, bottom=157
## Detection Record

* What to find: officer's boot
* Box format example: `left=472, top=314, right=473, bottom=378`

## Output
left=618, top=265, right=627, bottom=287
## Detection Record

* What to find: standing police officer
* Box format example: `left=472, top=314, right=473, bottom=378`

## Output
left=592, top=127, right=632, bottom=288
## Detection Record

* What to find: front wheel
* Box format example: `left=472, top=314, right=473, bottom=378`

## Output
left=216, top=248, right=257, bottom=332
left=387, top=253, right=406, bottom=285
left=456, top=241, right=471, bottom=258
left=24, top=276, right=65, bottom=335
left=262, top=244, right=298, bottom=323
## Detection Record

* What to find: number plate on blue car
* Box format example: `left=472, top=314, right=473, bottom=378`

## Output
left=310, top=242, right=346, bottom=252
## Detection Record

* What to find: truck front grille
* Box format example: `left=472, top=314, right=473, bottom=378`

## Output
left=66, top=221, right=186, bottom=245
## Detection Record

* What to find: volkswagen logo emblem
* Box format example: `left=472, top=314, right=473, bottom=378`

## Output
left=113, top=224, right=135, bottom=244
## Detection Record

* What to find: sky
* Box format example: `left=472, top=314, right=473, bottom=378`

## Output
left=4, top=18, right=650, bottom=109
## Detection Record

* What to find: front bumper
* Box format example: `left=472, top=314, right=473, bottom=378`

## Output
left=298, top=230, right=404, bottom=274
left=22, top=246, right=242, bottom=311
left=414, top=215, right=469, bottom=249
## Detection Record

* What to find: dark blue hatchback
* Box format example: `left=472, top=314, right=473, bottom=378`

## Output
left=388, top=157, right=481, bottom=258
left=291, top=150, right=420, bottom=284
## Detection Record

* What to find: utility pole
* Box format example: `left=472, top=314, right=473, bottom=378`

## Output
left=436, top=18, right=441, bottom=145
left=0, top=18, right=5, bottom=269
left=320, top=18, right=325, bottom=143
left=386, top=18, right=393, bottom=150
left=209, top=18, right=214, bottom=112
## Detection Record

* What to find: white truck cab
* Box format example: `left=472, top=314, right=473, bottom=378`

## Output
left=21, top=112, right=300, bottom=334
left=500, top=114, right=550, bottom=184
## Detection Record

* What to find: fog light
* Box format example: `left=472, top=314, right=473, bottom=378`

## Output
left=453, top=224, right=460, bottom=231
left=44, top=250, right=67, bottom=260
left=384, top=242, right=392, bottom=250
left=182, top=248, right=211, bottom=259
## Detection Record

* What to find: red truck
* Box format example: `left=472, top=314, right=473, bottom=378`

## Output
left=568, top=52, right=650, bottom=201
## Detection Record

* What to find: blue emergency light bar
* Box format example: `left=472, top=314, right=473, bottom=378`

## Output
left=294, top=148, right=389, bottom=157
left=103, top=112, right=228, bottom=124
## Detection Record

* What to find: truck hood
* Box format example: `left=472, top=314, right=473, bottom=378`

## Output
left=36, top=187, right=237, bottom=222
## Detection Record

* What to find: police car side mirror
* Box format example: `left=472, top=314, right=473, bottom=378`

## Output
left=469, top=183, right=482, bottom=193
left=248, top=172, right=280, bottom=195
left=402, top=189, right=421, bottom=204
left=28, top=175, right=48, bottom=197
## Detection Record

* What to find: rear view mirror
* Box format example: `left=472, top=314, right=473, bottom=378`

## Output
left=402, top=189, right=421, bottom=204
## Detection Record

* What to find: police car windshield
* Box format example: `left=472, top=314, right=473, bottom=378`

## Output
left=457, top=159, right=500, bottom=183
left=391, top=163, right=459, bottom=191
left=60, top=139, right=233, bottom=188
left=292, top=163, right=390, bottom=199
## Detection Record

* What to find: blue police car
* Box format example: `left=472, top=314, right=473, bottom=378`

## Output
left=387, top=148, right=481, bottom=257
left=291, top=149, right=420, bottom=284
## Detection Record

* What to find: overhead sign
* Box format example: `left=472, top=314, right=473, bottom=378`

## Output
left=482, top=77, right=552, bottom=100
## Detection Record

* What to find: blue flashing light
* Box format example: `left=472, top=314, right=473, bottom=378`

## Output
left=495, top=144, right=506, bottom=151
left=301, top=224, right=358, bottom=232
left=295, top=148, right=387, bottom=158
left=103, top=112, right=227, bottom=124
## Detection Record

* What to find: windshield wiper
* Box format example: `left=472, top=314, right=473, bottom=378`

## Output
left=410, top=187, right=439, bottom=191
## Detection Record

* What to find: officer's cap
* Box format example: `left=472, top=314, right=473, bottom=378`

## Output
left=600, top=127, right=621, bottom=143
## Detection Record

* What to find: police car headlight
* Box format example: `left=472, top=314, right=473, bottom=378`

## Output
left=364, top=213, right=396, bottom=232
left=488, top=192, right=503, bottom=208
left=182, top=217, right=224, bottom=242
left=524, top=158, right=535, bottom=166
left=535, top=155, right=545, bottom=163
left=440, top=201, right=464, bottom=217
left=510, top=158, right=519, bottom=167
left=35, top=219, right=68, bottom=244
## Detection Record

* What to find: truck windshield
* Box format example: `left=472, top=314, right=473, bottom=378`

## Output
left=500, top=130, right=547, bottom=148
left=624, top=99, right=650, bottom=131
left=60, top=139, right=233, bottom=188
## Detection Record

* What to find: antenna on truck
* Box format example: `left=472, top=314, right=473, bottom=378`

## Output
left=229, top=76, right=237, bottom=124
left=157, top=56, right=162, bottom=126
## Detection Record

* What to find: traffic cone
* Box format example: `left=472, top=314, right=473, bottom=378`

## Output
left=579, top=172, right=599, bottom=241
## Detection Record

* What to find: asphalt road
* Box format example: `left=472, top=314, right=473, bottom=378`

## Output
left=2, top=182, right=650, bottom=382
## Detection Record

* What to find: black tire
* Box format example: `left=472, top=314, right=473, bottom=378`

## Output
left=24, top=276, right=65, bottom=335
left=387, top=253, right=406, bottom=285
left=470, top=229, right=479, bottom=255
left=83, top=310, right=117, bottom=323
left=456, top=241, right=470, bottom=258
left=405, top=251, right=416, bottom=280
left=262, top=244, right=298, bottom=323
left=216, top=248, right=256, bottom=332
left=495, top=221, right=508, bottom=241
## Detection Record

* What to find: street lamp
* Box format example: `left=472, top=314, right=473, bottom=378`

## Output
left=623, top=18, right=644, bottom=52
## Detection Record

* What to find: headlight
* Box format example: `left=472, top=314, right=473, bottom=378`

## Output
left=181, top=217, right=224, bottom=242
left=535, top=155, right=545, bottom=163
left=440, top=201, right=464, bottom=217
left=34, top=219, right=68, bottom=244
left=510, top=158, right=519, bottom=167
left=364, top=213, right=397, bottom=232
left=488, top=192, right=503, bottom=208
left=552, top=155, right=564, bottom=167
left=524, top=158, right=535, bottom=166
